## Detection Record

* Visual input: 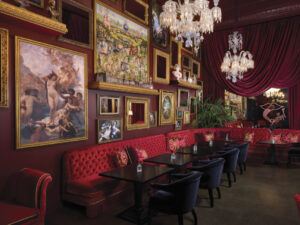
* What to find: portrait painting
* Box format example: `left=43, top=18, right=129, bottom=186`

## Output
left=149, top=0, right=169, bottom=51
left=98, top=118, right=122, bottom=144
left=0, top=28, right=9, bottom=108
left=159, top=90, right=176, bottom=125
left=28, top=0, right=44, bottom=8
left=175, top=119, right=182, bottom=131
left=15, top=37, right=88, bottom=149
left=149, top=111, right=157, bottom=127
left=94, top=1, right=149, bottom=84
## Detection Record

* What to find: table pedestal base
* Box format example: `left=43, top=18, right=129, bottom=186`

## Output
left=117, top=206, right=148, bottom=225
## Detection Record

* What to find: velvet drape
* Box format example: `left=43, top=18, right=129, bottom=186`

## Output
left=202, top=16, right=300, bottom=128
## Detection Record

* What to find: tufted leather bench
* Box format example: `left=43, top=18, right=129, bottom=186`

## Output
left=62, top=134, right=167, bottom=218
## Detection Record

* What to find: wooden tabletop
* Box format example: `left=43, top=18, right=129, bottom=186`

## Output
left=258, top=140, right=289, bottom=145
left=144, top=153, right=194, bottom=167
left=99, top=164, right=174, bottom=184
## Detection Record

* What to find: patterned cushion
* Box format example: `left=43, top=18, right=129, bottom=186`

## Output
left=178, top=136, right=187, bottom=148
left=271, top=134, right=282, bottom=143
left=169, top=138, right=180, bottom=152
left=282, top=133, right=299, bottom=143
left=244, top=132, right=254, bottom=143
left=204, top=133, right=214, bottom=142
left=135, top=148, right=148, bottom=163
left=115, top=149, right=128, bottom=168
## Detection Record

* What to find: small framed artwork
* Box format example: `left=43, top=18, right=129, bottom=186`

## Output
left=190, top=97, right=197, bottom=115
left=175, top=119, right=182, bottom=131
left=97, top=95, right=120, bottom=116
left=182, top=68, right=191, bottom=81
left=149, top=111, right=157, bottom=127
left=123, top=0, right=149, bottom=25
left=170, top=36, right=182, bottom=69
left=125, top=96, right=150, bottom=130
left=181, top=54, right=191, bottom=69
left=149, top=0, right=169, bottom=51
left=192, top=60, right=200, bottom=78
left=0, top=28, right=9, bottom=108
left=97, top=118, right=123, bottom=144
left=153, top=48, right=170, bottom=84
left=178, top=89, right=189, bottom=110
left=159, top=90, right=176, bottom=125
left=196, top=85, right=203, bottom=104
left=177, top=110, right=183, bottom=119
left=28, top=0, right=44, bottom=8
left=183, top=111, right=190, bottom=124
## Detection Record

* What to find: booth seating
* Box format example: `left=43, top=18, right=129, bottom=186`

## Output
left=0, top=168, right=52, bottom=225
left=62, top=134, right=168, bottom=218
left=295, top=194, right=300, bottom=216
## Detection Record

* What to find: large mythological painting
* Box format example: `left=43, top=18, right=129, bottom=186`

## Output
left=94, top=1, right=149, bottom=83
left=15, top=37, right=88, bottom=149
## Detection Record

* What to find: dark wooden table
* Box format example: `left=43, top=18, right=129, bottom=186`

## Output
left=176, top=145, right=219, bottom=156
left=144, top=153, right=194, bottom=168
left=258, top=140, right=289, bottom=165
left=99, top=164, right=173, bottom=225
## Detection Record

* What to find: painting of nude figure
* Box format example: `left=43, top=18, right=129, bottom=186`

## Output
left=15, top=37, right=88, bottom=149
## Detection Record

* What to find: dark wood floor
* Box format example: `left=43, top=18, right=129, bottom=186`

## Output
left=46, top=162, right=300, bottom=225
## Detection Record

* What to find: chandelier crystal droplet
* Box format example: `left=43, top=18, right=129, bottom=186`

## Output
left=221, top=31, right=254, bottom=83
left=159, top=0, right=222, bottom=53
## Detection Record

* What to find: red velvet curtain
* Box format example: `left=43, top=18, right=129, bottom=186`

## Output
left=202, top=16, right=300, bottom=128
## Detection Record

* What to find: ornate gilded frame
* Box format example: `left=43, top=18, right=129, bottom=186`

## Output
left=123, top=0, right=149, bottom=25
left=192, top=59, right=200, bottom=78
left=183, top=111, right=190, bottom=124
left=0, top=28, right=9, bottom=108
left=159, top=90, right=176, bottom=126
left=175, top=119, right=182, bottom=131
left=170, top=36, right=182, bottom=69
left=97, top=118, right=123, bottom=144
left=15, top=36, right=88, bottom=149
left=97, top=95, right=120, bottom=116
left=28, top=0, right=44, bottom=8
left=178, top=88, right=190, bottom=110
left=181, top=54, right=191, bottom=69
left=94, top=0, right=149, bottom=83
left=58, top=0, right=93, bottom=49
left=153, top=48, right=170, bottom=84
left=125, top=96, right=150, bottom=131
left=150, top=111, right=157, bottom=127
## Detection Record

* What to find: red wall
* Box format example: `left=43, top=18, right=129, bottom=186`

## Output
left=0, top=0, right=197, bottom=212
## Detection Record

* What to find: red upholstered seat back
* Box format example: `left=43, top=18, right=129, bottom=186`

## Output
left=271, top=129, right=300, bottom=143
left=230, top=128, right=271, bottom=145
left=193, top=128, right=232, bottom=140
left=166, top=130, right=195, bottom=151
left=63, top=135, right=167, bottom=182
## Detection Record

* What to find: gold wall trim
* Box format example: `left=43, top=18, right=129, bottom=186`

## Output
left=89, top=82, right=160, bottom=95
left=0, top=1, right=68, bottom=35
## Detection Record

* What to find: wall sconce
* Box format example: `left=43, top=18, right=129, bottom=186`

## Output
left=128, top=109, right=133, bottom=116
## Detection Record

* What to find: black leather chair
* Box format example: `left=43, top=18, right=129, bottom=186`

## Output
left=148, top=171, right=202, bottom=225
left=188, top=158, right=225, bottom=207
left=210, top=148, right=240, bottom=187
left=287, top=142, right=300, bottom=167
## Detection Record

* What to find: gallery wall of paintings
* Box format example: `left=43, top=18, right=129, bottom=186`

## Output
left=0, top=0, right=203, bottom=212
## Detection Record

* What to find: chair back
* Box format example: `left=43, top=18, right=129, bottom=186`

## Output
left=219, top=148, right=240, bottom=173
left=200, top=158, right=225, bottom=189
left=235, top=142, right=249, bottom=163
left=171, top=171, right=202, bottom=213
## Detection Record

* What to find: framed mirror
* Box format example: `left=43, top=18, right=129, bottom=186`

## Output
left=153, top=48, right=170, bottom=84
left=97, top=95, right=120, bottom=116
left=170, top=36, right=181, bottom=69
left=178, top=89, right=189, bottom=110
left=125, top=96, right=150, bottom=130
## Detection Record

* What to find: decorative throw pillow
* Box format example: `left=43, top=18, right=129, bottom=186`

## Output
left=284, top=133, right=299, bottom=143
left=244, top=132, right=254, bottom=143
left=115, top=149, right=128, bottom=168
left=169, top=138, right=180, bottom=152
left=204, top=133, right=214, bottom=142
left=135, top=148, right=148, bottom=163
left=178, top=136, right=187, bottom=148
left=270, top=134, right=282, bottom=143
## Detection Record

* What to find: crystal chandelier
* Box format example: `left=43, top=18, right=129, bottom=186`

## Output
left=221, top=31, right=254, bottom=83
left=264, top=88, right=285, bottom=99
left=159, top=0, right=222, bottom=53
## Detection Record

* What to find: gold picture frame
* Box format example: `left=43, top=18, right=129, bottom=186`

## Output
left=170, top=36, right=182, bottom=69
left=150, top=111, right=157, bottom=127
left=15, top=36, right=88, bottom=149
left=94, top=0, right=149, bottom=84
left=153, top=48, right=170, bottom=84
left=58, top=0, right=93, bottom=49
left=182, top=54, right=191, bottom=69
left=97, top=95, right=120, bottom=116
left=183, top=111, right=190, bottom=124
left=123, top=0, right=149, bottom=25
left=97, top=118, right=123, bottom=144
left=175, top=119, right=182, bottom=131
left=178, top=88, right=190, bottom=110
left=0, top=28, right=9, bottom=108
left=28, top=0, right=44, bottom=8
left=177, top=110, right=183, bottom=119
left=190, top=96, right=197, bottom=115
left=125, top=96, right=150, bottom=131
left=192, top=59, right=200, bottom=78
left=159, top=90, right=176, bottom=126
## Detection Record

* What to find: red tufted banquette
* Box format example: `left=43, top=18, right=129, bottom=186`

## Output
left=62, top=134, right=167, bottom=218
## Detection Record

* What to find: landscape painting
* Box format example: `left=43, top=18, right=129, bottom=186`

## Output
left=15, top=37, right=88, bottom=149
left=94, top=1, right=149, bottom=83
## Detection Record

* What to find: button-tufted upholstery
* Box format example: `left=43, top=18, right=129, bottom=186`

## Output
left=166, top=130, right=195, bottom=151
left=62, top=134, right=167, bottom=218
